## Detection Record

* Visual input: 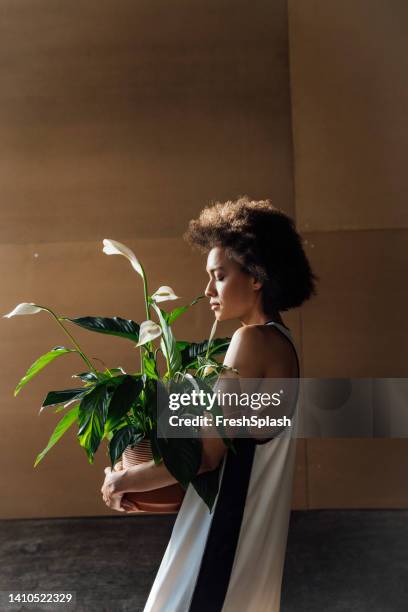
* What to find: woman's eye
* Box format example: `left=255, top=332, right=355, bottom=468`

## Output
left=216, top=276, right=224, bottom=281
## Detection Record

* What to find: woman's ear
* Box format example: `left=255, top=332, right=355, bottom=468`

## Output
left=251, top=277, right=263, bottom=291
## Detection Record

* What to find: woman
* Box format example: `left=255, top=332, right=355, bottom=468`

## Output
left=101, top=196, right=318, bottom=611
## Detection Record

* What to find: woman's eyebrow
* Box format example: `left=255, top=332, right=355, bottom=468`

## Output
left=206, top=265, right=225, bottom=273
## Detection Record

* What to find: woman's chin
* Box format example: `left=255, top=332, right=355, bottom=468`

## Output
left=214, top=309, right=228, bottom=322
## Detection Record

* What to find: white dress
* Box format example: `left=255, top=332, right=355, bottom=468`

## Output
left=143, top=321, right=300, bottom=612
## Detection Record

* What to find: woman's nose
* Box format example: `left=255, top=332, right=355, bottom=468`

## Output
left=205, top=278, right=216, bottom=298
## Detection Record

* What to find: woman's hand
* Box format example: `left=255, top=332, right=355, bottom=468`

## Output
left=101, top=465, right=126, bottom=512
left=102, top=465, right=126, bottom=495
left=101, top=463, right=146, bottom=514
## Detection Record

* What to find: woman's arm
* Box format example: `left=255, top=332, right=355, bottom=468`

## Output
left=105, top=451, right=213, bottom=497
left=101, top=426, right=221, bottom=507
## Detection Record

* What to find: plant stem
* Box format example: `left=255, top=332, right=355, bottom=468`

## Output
left=205, top=319, right=218, bottom=360
left=140, top=346, right=144, bottom=376
left=38, top=306, right=99, bottom=376
left=89, top=356, right=113, bottom=378
left=138, top=263, right=156, bottom=372
left=160, top=333, right=171, bottom=378
left=140, top=264, right=150, bottom=320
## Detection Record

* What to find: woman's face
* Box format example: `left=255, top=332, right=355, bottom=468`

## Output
left=204, top=246, right=262, bottom=322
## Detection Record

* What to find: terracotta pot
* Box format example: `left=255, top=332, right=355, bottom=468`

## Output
left=121, top=439, right=185, bottom=513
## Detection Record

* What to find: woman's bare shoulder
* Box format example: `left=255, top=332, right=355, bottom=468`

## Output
left=240, top=324, right=297, bottom=376
left=223, top=325, right=266, bottom=377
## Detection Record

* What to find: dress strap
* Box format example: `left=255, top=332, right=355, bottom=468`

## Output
left=263, top=319, right=300, bottom=379
left=251, top=320, right=300, bottom=445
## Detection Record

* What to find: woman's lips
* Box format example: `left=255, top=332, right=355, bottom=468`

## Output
left=211, top=303, right=220, bottom=309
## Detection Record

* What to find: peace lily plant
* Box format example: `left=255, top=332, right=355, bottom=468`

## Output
left=4, top=239, right=236, bottom=511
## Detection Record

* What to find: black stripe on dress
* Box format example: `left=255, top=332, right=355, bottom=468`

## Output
left=187, top=437, right=256, bottom=612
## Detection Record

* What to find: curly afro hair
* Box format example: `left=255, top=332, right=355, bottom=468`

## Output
left=183, top=195, right=318, bottom=314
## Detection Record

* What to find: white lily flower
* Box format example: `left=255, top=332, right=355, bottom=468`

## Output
left=151, top=285, right=180, bottom=303
left=3, top=302, right=44, bottom=318
left=203, top=365, right=216, bottom=377
left=136, top=320, right=162, bottom=347
left=102, top=239, right=144, bottom=278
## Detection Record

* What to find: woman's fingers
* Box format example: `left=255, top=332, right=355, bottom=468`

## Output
left=121, top=497, right=143, bottom=513
left=121, top=498, right=137, bottom=510
left=100, top=485, right=142, bottom=513
left=102, top=491, right=125, bottom=512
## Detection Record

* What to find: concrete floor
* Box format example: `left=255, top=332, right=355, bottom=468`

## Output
left=0, top=510, right=406, bottom=611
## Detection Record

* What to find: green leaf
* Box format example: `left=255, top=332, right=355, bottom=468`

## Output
left=71, top=369, right=127, bottom=386
left=72, top=372, right=99, bottom=383
left=53, top=404, right=73, bottom=414
left=142, top=350, right=160, bottom=380
left=61, top=316, right=140, bottom=343
left=178, top=337, right=231, bottom=369
left=105, top=367, right=127, bottom=377
left=109, top=425, right=144, bottom=466
left=165, top=295, right=206, bottom=326
left=34, top=405, right=79, bottom=467
left=191, top=464, right=222, bottom=512
left=14, top=347, right=77, bottom=397
left=77, top=383, right=111, bottom=462
left=156, top=436, right=202, bottom=489
left=141, top=378, right=161, bottom=422
left=41, top=387, right=90, bottom=410
left=151, top=303, right=181, bottom=376
left=175, top=340, right=190, bottom=352
left=104, top=375, right=144, bottom=435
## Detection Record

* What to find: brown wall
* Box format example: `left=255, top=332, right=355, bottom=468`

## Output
left=1, top=0, right=407, bottom=519
left=288, top=0, right=408, bottom=509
